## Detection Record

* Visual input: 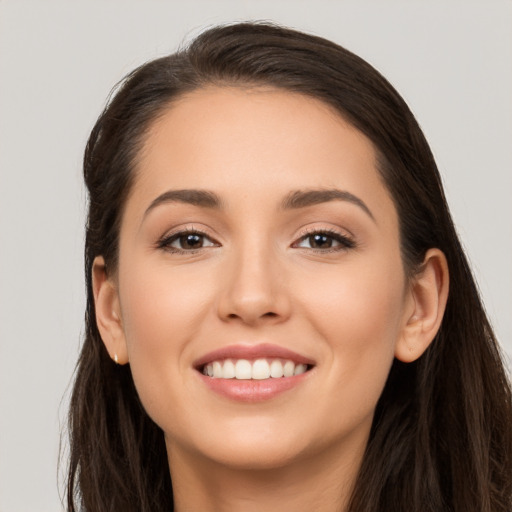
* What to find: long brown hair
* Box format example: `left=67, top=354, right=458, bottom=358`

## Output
left=66, top=22, right=512, bottom=511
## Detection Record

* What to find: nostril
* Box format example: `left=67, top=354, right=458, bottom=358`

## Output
left=227, top=311, right=278, bottom=320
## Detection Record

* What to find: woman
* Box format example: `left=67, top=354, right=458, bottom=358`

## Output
left=66, top=22, right=512, bottom=511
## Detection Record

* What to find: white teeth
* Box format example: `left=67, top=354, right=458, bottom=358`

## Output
left=283, top=360, right=295, bottom=377
left=235, top=359, right=252, bottom=380
left=202, top=358, right=309, bottom=380
left=294, top=363, right=307, bottom=376
left=223, top=359, right=236, bottom=379
left=270, top=360, right=284, bottom=378
left=213, top=361, right=223, bottom=378
left=252, top=359, right=271, bottom=380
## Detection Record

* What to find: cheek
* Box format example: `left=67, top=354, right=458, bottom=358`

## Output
left=296, top=255, right=405, bottom=413
left=120, top=258, right=214, bottom=343
left=299, top=252, right=405, bottom=338
left=117, top=261, right=214, bottom=414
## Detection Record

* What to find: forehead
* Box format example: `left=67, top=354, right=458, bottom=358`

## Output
left=129, top=86, right=395, bottom=221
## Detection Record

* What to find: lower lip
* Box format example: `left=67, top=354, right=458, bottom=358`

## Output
left=197, top=371, right=311, bottom=402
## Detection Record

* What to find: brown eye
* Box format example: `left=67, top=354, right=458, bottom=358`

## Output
left=159, top=230, right=218, bottom=252
left=178, top=233, right=205, bottom=250
left=308, top=234, right=333, bottom=249
left=295, top=230, right=355, bottom=251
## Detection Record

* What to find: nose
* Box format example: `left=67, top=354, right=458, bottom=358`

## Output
left=216, top=243, right=291, bottom=326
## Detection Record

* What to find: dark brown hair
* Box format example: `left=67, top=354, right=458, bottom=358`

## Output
left=66, top=22, right=512, bottom=511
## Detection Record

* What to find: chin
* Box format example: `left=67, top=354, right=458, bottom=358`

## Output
left=202, top=440, right=306, bottom=471
left=167, top=420, right=313, bottom=471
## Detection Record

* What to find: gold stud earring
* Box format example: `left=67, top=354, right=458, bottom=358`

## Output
left=114, top=353, right=119, bottom=364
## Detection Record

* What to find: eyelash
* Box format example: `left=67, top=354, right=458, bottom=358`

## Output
left=157, top=227, right=355, bottom=254
left=292, top=228, right=355, bottom=253
left=156, top=227, right=217, bottom=254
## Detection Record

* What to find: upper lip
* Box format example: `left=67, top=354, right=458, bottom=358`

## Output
left=193, top=343, right=316, bottom=369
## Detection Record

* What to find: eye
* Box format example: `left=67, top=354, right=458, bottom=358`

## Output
left=158, top=229, right=218, bottom=253
left=294, top=229, right=355, bottom=251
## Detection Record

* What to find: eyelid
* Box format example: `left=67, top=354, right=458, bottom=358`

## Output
left=292, top=227, right=356, bottom=251
left=155, top=224, right=356, bottom=254
left=156, top=225, right=221, bottom=253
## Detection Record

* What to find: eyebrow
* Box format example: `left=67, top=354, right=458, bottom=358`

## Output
left=143, top=187, right=374, bottom=222
left=281, top=189, right=375, bottom=221
left=143, top=189, right=224, bottom=218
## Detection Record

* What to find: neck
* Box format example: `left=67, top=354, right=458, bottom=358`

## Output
left=166, top=437, right=365, bottom=512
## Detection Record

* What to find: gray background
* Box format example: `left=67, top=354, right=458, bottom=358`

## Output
left=1, top=1, right=511, bottom=510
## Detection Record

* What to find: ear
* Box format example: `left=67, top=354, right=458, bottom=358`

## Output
left=395, top=248, right=449, bottom=363
left=92, top=256, right=129, bottom=365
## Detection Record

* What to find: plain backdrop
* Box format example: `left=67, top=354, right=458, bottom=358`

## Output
left=0, top=1, right=511, bottom=510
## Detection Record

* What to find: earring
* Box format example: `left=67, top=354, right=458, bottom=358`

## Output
left=114, top=353, right=119, bottom=364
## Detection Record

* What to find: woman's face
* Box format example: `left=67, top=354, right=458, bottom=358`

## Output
left=110, top=86, right=415, bottom=470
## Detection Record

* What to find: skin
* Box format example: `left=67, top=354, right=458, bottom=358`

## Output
left=93, top=86, right=449, bottom=511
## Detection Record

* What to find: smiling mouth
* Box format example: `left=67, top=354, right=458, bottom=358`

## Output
left=195, top=345, right=315, bottom=401
left=201, top=358, right=312, bottom=380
